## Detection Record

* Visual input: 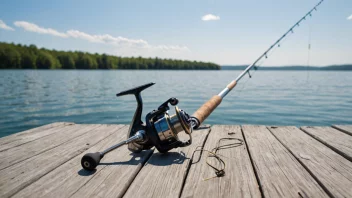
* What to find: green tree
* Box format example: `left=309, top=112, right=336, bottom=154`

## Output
left=21, top=53, right=37, bottom=69
left=0, top=47, right=21, bottom=68
left=100, top=53, right=117, bottom=69
left=76, top=54, right=98, bottom=69
left=58, top=53, right=75, bottom=69
left=36, top=51, right=56, bottom=69
left=0, top=42, right=220, bottom=70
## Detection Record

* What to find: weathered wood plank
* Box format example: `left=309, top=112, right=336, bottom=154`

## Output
left=181, top=125, right=261, bottom=198
left=0, top=124, right=123, bottom=198
left=123, top=126, right=211, bottom=198
left=301, top=126, right=352, bottom=162
left=332, top=125, right=352, bottom=136
left=12, top=125, right=154, bottom=198
left=0, top=124, right=102, bottom=170
left=0, top=122, right=74, bottom=152
left=242, top=125, right=328, bottom=198
left=269, top=126, right=352, bottom=198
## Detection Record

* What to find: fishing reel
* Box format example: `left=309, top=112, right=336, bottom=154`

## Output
left=81, top=82, right=196, bottom=171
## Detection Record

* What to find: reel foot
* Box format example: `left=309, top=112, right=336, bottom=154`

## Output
left=81, top=152, right=102, bottom=171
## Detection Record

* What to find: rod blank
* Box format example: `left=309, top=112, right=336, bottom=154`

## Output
left=218, top=0, right=324, bottom=99
left=192, top=0, right=324, bottom=127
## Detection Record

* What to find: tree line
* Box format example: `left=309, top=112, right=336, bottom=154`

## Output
left=0, top=42, right=220, bottom=70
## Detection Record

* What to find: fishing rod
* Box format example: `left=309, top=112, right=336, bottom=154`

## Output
left=192, top=0, right=324, bottom=128
left=81, top=0, right=324, bottom=171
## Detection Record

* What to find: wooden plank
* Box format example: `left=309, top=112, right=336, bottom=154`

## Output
left=301, top=126, right=352, bottom=162
left=181, top=125, right=261, bottom=198
left=332, top=125, right=352, bottom=136
left=242, top=125, right=328, bottom=198
left=123, top=126, right=211, bottom=198
left=0, top=122, right=74, bottom=152
left=12, top=125, right=154, bottom=198
left=0, top=124, right=124, bottom=198
left=269, top=126, right=352, bottom=198
left=0, top=124, right=102, bottom=170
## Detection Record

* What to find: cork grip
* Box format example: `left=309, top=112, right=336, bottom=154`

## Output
left=227, top=80, right=237, bottom=90
left=192, top=95, right=222, bottom=124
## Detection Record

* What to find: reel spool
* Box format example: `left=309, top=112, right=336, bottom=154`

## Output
left=81, top=83, right=195, bottom=171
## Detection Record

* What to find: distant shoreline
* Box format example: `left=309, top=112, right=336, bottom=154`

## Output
left=0, top=42, right=220, bottom=70
left=221, top=65, right=352, bottom=71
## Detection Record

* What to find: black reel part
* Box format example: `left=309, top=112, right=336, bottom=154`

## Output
left=145, top=100, right=193, bottom=153
left=81, top=152, right=103, bottom=171
left=116, top=82, right=155, bottom=153
left=81, top=130, right=145, bottom=171
left=80, top=83, right=195, bottom=171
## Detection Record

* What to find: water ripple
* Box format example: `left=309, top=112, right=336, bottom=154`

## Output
left=0, top=70, right=351, bottom=137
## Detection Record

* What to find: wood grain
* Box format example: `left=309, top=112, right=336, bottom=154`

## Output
left=242, top=125, right=328, bottom=198
left=0, top=124, right=123, bottom=198
left=332, top=125, right=352, bottom=136
left=0, top=122, right=74, bottom=152
left=181, top=125, right=261, bottom=198
left=123, top=125, right=211, bottom=198
left=68, top=125, right=154, bottom=198
left=193, top=96, right=222, bottom=124
left=301, top=126, right=352, bottom=162
left=12, top=125, right=154, bottom=198
left=269, top=126, right=352, bottom=198
left=0, top=124, right=101, bottom=171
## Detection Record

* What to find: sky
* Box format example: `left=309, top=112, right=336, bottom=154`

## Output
left=0, top=0, right=351, bottom=66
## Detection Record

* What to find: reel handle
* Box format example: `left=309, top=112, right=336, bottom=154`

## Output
left=81, top=131, right=145, bottom=171
left=81, top=152, right=102, bottom=171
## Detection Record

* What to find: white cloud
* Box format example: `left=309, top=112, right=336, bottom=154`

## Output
left=153, top=45, right=189, bottom=51
left=0, top=20, right=15, bottom=31
left=13, top=21, right=189, bottom=51
left=347, top=15, right=352, bottom=20
left=66, top=30, right=148, bottom=47
left=201, top=14, right=220, bottom=21
left=65, top=30, right=188, bottom=51
left=14, top=21, right=68, bottom=37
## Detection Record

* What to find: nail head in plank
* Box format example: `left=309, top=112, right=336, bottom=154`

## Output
left=269, top=126, right=352, bottom=198
left=242, top=125, right=328, bottom=198
left=182, top=125, right=261, bottom=198
left=12, top=125, right=153, bottom=198
left=301, top=126, right=352, bottom=162
left=0, top=124, right=123, bottom=198
left=332, top=125, right=352, bottom=136
left=123, top=125, right=211, bottom=198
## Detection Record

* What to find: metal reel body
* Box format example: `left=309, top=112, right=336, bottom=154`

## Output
left=81, top=83, right=192, bottom=171
left=116, top=82, right=191, bottom=153
left=146, top=106, right=191, bottom=153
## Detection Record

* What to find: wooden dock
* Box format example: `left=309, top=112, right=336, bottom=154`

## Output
left=0, top=123, right=351, bottom=198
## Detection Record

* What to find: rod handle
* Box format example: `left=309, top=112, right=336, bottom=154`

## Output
left=192, top=95, right=222, bottom=125
left=227, top=80, right=237, bottom=90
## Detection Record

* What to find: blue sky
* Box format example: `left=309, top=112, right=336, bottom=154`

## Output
left=0, top=0, right=351, bottom=66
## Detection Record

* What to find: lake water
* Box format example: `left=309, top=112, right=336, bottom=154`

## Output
left=0, top=70, right=351, bottom=138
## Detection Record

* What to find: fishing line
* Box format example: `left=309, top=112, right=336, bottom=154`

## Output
left=233, top=31, right=295, bottom=99
left=80, top=1, right=325, bottom=174
left=188, top=1, right=325, bottom=132
left=306, top=18, right=313, bottom=83
left=191, top=137, right=244, bottom=181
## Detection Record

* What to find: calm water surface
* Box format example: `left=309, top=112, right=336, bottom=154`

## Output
left=0, top=70, right=351, bottom=137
